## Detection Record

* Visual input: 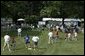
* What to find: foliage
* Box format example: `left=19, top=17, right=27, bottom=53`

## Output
left=1, top=1, right=84, bottom=23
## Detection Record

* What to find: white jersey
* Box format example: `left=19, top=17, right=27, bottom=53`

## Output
left=82, top=28, right=84, bottom=33
left=56, top=26, right=59, bottom=29
left=56, top=26, right=59, bottom=31
left=48, top=32, right=53, bottom=38
left=18, top=28, right=22, bottom=33
left=68, top=33, right=71, bottom=38
left=74, top=32, right=77, bottom=37
left=4, top=35, right=10, bottom=42
left=32, top=36, right=39, bottom=42
left=32, top=26, right=34, bottom=28
left=37, top=25, right=39, bottom=28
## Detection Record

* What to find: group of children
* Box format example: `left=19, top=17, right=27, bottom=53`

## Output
left=48, top=26, right=78, bottom=44
left=64, top=27, right=78, bottom=41
left=24, top=34, right=39, bottom=50
left=2, top=26, right=78, bottom=52
left=48, top=27, right=59, bottom=44
left=2, top=28, right=39, bottom=52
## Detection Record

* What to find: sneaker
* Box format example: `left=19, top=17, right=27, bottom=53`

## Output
left=28, top=48, right=32, bottom=50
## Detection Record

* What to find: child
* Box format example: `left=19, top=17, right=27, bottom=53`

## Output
left=24, top=34, right=31, bottom=50
left=65, top=28, right=71, bottom=41
left=52, top=29, right=58, bottom=43
left=11, top=37, right=16, bottom=51
left=72, top=30, right=78, bottom=41
left=17, top=28, right=22, bottom=37
left=3, top=33, right=11, bottom=52
left=48, top=28, right=53, bottom=44
left=32, top=36, right=39, bottom=50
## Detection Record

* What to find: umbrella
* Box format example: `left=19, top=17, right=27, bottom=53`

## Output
left=17, top=18, right=25, bottom=21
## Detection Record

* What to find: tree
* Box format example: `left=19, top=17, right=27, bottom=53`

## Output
left=62, top=1, right=84, bottom=18
left=40, top=1, right=61, bottom=18
left=1, top=1, right=84, bottom=24
left=59, top=1, right=84, bottom=27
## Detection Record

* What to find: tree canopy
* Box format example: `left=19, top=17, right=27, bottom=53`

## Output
left=1, top=1, right=84, bottom=24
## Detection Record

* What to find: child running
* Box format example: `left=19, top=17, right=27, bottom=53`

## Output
left=24, top=34, right=31, bottom=50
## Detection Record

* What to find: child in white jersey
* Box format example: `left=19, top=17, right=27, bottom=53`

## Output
left=32, top=36, right=39, bottom=50
left=3, top=33, right=11, bottom=52
left=48, top=28, right=53, bottom=44
left=17, top=28, right=22, bottom=37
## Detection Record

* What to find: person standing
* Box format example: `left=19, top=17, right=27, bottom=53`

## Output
left=24, top=34, right=31, bottom=50
left=3, top=33, right=11, bottom=52
left=17, top=28, right=22, bottom=37
left=65, top=27, right=71, bottom=41
left=56, top=25, right=59, bottom=31
left=65, top=27, right=69, bottom=40
left=72, top=28, right=78, bottom=41
left=48, top=28, right=53, bottom=44
left=11, top=37, right=16, bottom=51
left=32, top=36, right=39, bottom=50
left=74, top=31, right=78, bottom=40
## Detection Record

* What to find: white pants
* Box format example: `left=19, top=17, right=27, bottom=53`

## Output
left=48, top=36, right=51, bottom=44
left=3, top=41, right=11, bottom=51
left=82, top=29, right=84, bottom=33
left=65, top=33, right=71, bottom=41
left=18, top=32, right=21, bottom=37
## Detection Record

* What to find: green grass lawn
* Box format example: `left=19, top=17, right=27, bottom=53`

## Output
left=1, top=28, right=84, bottom=55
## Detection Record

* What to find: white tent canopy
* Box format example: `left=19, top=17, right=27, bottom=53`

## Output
left=42, top=18, right=51, bottom=21
left=17, top=18, right=25, bottom=21
left=38, top=21, right=46, bottom=25
left=64, top=18, right=81, bottom=21
left=42, top=18, right=62, bottom=21
left=42, top=18, right=81, bottom=22
left=51, top=18, right=62, bottom=21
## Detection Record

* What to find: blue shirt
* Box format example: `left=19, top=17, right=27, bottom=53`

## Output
left=24, top=36, right=30, bottom=42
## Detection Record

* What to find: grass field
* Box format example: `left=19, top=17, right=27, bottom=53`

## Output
left=1, top=28, right=84, bottom=55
